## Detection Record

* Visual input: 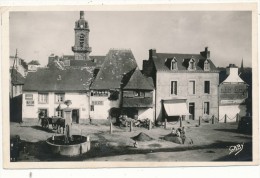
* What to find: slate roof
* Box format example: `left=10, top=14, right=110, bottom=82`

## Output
left=122, top=97, right=153, bottom=108
left=90, top=49, right=137, bottom=90
left=10, top=69, right=25, bottom=85
left=60, top=55, right=105, bottom=68
left=23, top=68, right=94, bottom=92
left=90, top=56, right=106, bottom=68
left=69, top=60, right=96, bottom=67
left=123, top=68, right=154, bottom=90
left=152, top=53, right=218, bottom=72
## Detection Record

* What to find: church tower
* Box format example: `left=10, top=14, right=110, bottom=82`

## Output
left=72, top=11, right=92, bottom=60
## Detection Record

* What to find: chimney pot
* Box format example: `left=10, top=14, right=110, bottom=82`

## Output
left=149, top=49, right=156, bottom=59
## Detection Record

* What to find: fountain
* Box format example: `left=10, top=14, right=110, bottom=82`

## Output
left=46, top=100, right=91, bottom=156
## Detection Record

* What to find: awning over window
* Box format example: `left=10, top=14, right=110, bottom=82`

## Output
left=163, top=99, right=190, bottom=116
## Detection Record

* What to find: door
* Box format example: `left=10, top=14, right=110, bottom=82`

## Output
left=38, top=109, right=48, bottom=117
left=189, top=103, right=195, bottom=120
left=72, top=109, right=79, bottom=123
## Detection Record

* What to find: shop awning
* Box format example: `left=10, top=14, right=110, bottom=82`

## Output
left=163, top=100, right=190, bottom=116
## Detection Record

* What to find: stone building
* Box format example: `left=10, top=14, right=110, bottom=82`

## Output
left=142, top=47, right=219, bottom=122
left=89, top=49, right=138, bottom=120
left=22, top=68, right=93, bottom=123
left=219, top=64, right=248, bottom=122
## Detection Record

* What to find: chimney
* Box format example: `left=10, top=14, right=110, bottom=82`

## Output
left=226, top=64, right=238, bottom=76
left=200, top=47, right=210, bottom=59
left=149, top=49, right=156, bottom=59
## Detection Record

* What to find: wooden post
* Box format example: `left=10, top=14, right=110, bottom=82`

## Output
left=110, top=122, right=113, bottom=134
left=130, top=121, right=133, bottom=132
left=148, top=120, right=152, bottom=130
left=199, top=116, right=201, bottom=126
left=236, top=113, right=239, bottom=123
left=212, top=115, right=215, bottom=124
left=224, top=114, right=227, bottom=123
left=180, top=116, right=183, bottom=128
left=164, top=119, right=167, bottom=129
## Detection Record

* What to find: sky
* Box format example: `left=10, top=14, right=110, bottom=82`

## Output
left=10, top=11, right=252, bottom=68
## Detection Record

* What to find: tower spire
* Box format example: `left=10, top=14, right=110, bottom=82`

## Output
left=80, top=11, right=84, bottom=19
left=241, top=58, right=244, bottom=73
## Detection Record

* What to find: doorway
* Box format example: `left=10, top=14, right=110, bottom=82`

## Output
left=38, top=109, right=48, bottom=117
left=189, top=103, right=195, bottom=120
left=72, top=109, right=79, bottom=123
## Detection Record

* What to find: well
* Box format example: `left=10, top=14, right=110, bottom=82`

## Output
left=46, top=135, right=91, bottom=156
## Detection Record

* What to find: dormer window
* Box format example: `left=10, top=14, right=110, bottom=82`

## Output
left=171, top=58, right=178, bottom=70
left=188, top=58, right=196, bottom=71
left=204, top=59, right=210, bottom=71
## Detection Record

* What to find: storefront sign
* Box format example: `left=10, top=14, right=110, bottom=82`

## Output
left=25, top=94, right=33, bottom=100
left=92, top=101, right=103, bottom=105
left=26, top=100, right=34, bottom=106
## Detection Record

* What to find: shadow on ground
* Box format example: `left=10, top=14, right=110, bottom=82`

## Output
left=16, top=138, right=252, bottom=162
left=20, top=125, right=56, bottom=133
left=214, top=128, right=239, bottom=133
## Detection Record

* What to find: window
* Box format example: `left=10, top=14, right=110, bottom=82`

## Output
left=55, top=93, right=65, bottom=103
left=38, top=93, right=48, bottom=103
left=55, top=110, right=63, bottom=117
left=170, top=81, right=177, bottom=95
left=204, top=81, right=210, bottom=94
left=171, top=58, right=178, bottom=70
left=188, top=59, right=196, bottom=71
left=134, top=91, right=145, bottom=97
left=204, top=60, right=210, bottom=71
left=188, top=81, right=195, bottom=95
left=204, top=102, right=210, bottom=115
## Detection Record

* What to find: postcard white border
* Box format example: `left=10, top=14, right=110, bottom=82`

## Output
left=1, top=3, right=258, bottom=169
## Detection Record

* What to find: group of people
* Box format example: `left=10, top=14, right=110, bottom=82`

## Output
left=171, top=126, right=187, bottom=144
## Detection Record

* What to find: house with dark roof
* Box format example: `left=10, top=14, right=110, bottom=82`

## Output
left=142, top=47, right=219, bottom=122
left=89, top=49, right=139, bottom=120
left=121, top=67, right=154, bottom=120
left=218, top=64, right=248, bottom=122
left=22, top=68, right=94, bottom=123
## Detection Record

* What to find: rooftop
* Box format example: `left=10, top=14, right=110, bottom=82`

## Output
left=123, top=68, right=154, bottom=90
left=23, top=68, right=94, bottom=92
left=10, top=69, right=25, bottom=85
left=149, top=51, right=218, bottom=72
left=90, top=49, right=137, bottom=90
